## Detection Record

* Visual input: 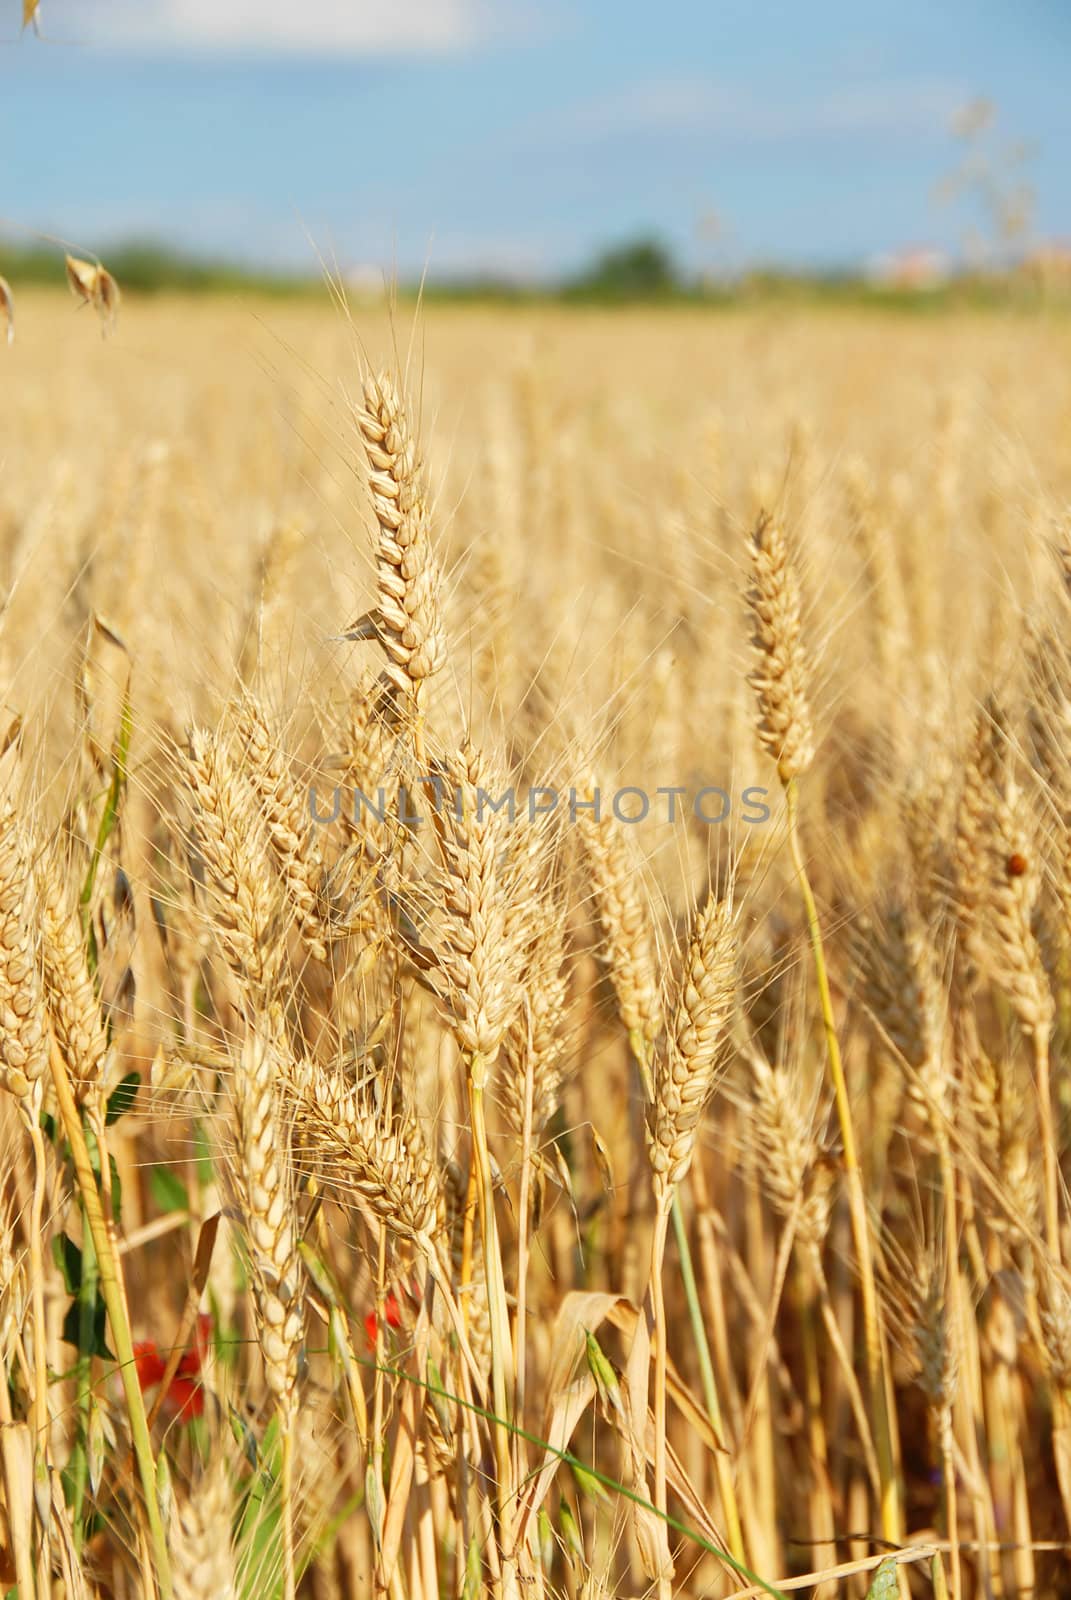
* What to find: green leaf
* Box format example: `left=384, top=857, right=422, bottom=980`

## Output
left=150, top=1166, right=190, bottom=1215
left=865, top=1559, right=899, bottom=1600
left=571, top=1459, right=611, bottom=1505
left=193, top=1118, right=214, bottom=1187
left=61, top=1297, right=113, bottom=1361
left=52, top=1233, right=83, bottom=1294
left=585, top=1328, right=625, bottom=1424
left=462, top=1535, right=482, bottom=1600
left=559, top=1499, right=584, bottom=1564
left=235, top=1414, right=285, bottom=1600
left=108, top=1154, right=123, bottom=1225
left=537, top=1507, right=554, bottom=1573
left=425, top=1358, right=453, bottom=1446
left=105, top=1072, right=140, bottom=1125
left=213, top=1302, right=240, bottom=1372
left=228, top=1405, right=260, bottom=1469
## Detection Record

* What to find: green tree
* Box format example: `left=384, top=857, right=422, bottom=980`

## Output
left=570, top=235, right=682, bottom=299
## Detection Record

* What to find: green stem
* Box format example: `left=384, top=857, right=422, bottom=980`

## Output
left=670, top=1190, right=746, bottom=1563
left=71, top=1213, right=99, bottom=1554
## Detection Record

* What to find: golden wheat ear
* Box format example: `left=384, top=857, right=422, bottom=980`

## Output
left=0, top=734, right=47, bottom=1101
left=347, top=370, right=448, bottom=710
left=649, top=892, right=737, bottom=1202
left=746, top=510, right=815, bottom=784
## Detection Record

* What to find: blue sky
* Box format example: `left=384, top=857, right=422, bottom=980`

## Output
left=2, top=0, right=1069, bottom=279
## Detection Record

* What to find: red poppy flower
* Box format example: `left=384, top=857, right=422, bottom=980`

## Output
left=133, top=1342, right=166, bottom=1390
left=364, top=1289, right=402, bottom=1351
left=133, top=1312, right=212, bottom=1421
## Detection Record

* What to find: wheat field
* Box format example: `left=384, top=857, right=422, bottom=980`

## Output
left=1, top=289, right=1071, bottom=1600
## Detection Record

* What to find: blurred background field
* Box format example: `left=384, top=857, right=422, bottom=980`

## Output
left=5, top=288, right=1070, bottom=747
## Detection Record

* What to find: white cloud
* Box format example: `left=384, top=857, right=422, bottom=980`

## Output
left=43, top=0, right=500, bottom=55
left=552, top=76, right=968, bottom=143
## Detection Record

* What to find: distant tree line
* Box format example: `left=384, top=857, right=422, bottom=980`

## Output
left=2, top=230, right=1064, bottom=308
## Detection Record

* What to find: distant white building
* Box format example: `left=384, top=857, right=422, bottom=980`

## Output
left=1023, top=239, right=1071, bottom=289
left=344, top=264, right=388, bottom=301
left=866, top=246, right=952, bottom=290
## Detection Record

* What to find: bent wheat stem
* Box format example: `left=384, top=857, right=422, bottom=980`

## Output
left=784, top=778, right=902, bottom=1545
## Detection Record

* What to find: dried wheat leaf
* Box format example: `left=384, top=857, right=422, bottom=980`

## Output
left=517, top=1369, right=594, bottom=1550
left=1052, top=1390, right=1071, bottom=1531
left=623, top=1294, right=674, bottom=1583
left=0, top=1422, right=34, bottom=1595
left=515, top=1286, right=673, bottom=1571
left=514, top=1290, right=627, bottom=1547
left=605, top=1298, right=722, bottom=1455
left=544, top=1291, right=632, bottom=1398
